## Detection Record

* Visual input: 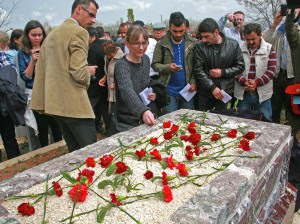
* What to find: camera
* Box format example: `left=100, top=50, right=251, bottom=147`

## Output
left=233, top=19, right=238, bottom=26
left=281, top=4, right=287, bottom=16
left=287, top=0, right=300, bottom=9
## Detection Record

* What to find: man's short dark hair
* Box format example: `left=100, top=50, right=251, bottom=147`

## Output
left=198, top=18, right=219, bottom=34
left=185, top=19, right=190, bottom=28
left=95, top=26, right=104, bottom=38
left=169, top=12, right=185, bottom=27
left=71, top=0, right=99, bottom=14
left=87, top=27, right=98, bottom=38
left=243, top=23, right=262, bottom=36
left=234, top=11, right=245, bottom=17
left=119, top=23, right=129, bottom=29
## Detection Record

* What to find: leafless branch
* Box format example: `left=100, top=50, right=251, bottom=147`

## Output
left=0, top=0, right=22, bottom=28
left=236, top=0, right=283, bottom=27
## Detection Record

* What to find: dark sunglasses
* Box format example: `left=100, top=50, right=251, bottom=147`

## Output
left=82, top=7, right=96, bottom=18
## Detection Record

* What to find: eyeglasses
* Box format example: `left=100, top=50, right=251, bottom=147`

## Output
left=82, top=7, right=96, bottom=18
left=131, top=42, right=148, bottom=47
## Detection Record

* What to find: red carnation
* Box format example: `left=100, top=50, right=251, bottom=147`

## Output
left=188, top=127, right=197, bottom=134
left=52, top=181, right=63, bottom=197
left=185, top=150, right=194, bottom=161
left=110, top=193, right=122, bottom=206
left=185, top=145, right=192, bottom=151
left=189, top=133, right=201, bottom=145
left=239, top=139, right=251, bottom=151
left=162, top=171, right=168, bottom=185
left=227, top=129, right=237, bottom=138
left=135, top=149, right=146, bottom=160
left=144, top=170, right=154, bottom=180
left=243, top=131, right=255, bottom=140
left=211, top=133, right=221, bottom=141
left=77, top=168, right=95, bottom=184
left=187, top=121, right=196, bottom=128
left=177, top=162, right=189, bottom=176
left=180, top=135, right=190, bottom=141
left=194, top=146, right=201, bottom=156
left=163, top=131, right=173, bottom=140
left=170, top=124, right=179, bottom=134
left=202, top=146, right=208, bottom=151
left=69, top=184, right=88, bottom=202
left=150, top=137, right=159, bottom=145
left=85, top=157, right=96, bottom=167
left=165, top=155, right=176, bottom=170
left=150, top=149, right=162, bottom=161
left=115, top=161, right=128, bottom=174
left=163, top=120, right=172, bottom=128
left=162, top=185, right=173, bottom=203
left=17, top=202, right=35, bottom=216
left=99, top=154, right=114, bottom=168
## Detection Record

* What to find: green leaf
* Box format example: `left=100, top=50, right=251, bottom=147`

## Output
left=97, top=207, right=108, bottom=223
left=198, top=141, right=211, bottom=147
left=61, top=172, right=77, bottom=184
left=112, top=175, right=122, bottom=190
left=125, top=167, right=133, bottom=176
left=141, top=155, right=153, bottom=161
left=123, top=152, right=140, bottom=160
left=173, top=137, right=183, bottom=148
left=98, top=180, right=113, bottom=190
left=47, top=189, right=56, bottom=196
left=151, top=176, right=162, bottom=183
left=106, top=163, right=116, bottom=177
left=180, top=130, right=186, bottom=135
left=165, top=137, right=184, bottom=152
left=79, top=176, right=88, bottom=184
left=165, top=144, right=179, bottom=152
left=161, top=158, right=167, bottom=170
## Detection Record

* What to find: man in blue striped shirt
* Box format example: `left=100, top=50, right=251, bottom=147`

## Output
left=218, top=11, right=245, bottom=45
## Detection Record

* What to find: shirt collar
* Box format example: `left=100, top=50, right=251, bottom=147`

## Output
left=69, top=18, right=79, bottom=26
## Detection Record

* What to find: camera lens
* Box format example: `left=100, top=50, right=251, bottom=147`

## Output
left=233, top=19, right=238, bottom=26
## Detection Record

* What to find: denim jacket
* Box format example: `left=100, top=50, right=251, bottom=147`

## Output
left=18, top=50, right=34, bottom=89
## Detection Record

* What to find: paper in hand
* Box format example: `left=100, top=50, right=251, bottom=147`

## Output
left=179, top=84, right=197, bottom=102
left=139, top=87, right=153, bottom=106
left=220, top=90, right=232, bottom=103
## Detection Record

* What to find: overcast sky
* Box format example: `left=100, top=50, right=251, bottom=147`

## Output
left=2, top=0, right=245, bottom=30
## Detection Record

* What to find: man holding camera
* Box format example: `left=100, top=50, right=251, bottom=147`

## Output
left=263, top=11, right=297, bottom=124
left=286, top=9, right=300, bottom=83
left=218, top=11, right=245, bottom=44
left=152, top=12, right=196, bottom=114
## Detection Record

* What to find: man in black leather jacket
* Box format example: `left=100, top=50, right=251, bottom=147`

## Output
left=194, top=18, right=245, bottom=111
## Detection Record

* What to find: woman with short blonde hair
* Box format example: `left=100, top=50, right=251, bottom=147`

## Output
left=109, top=25, right=156, bottom=135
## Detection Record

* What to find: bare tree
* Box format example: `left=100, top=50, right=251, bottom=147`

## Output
left=236, top=0, right=284, bottom=27
left=0, top=0, right=21, bottom=28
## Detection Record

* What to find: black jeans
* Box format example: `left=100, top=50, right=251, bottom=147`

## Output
left=0, top=113, right=20, bottom=160
left=54, top=116, right=97, bottom=153
left=197, top=94, right=227, bottom=112
left=33, top=112, right=62, bottom=147
left=271, top=69, right=294, bottom=123
left=88, top=85, right=110, bottom=131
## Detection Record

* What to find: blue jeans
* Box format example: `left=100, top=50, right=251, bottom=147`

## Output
left=162, top=94, right=194, bottom=114
left=237, top=91, right=272, bottom=121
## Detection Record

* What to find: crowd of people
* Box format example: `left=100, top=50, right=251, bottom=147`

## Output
left=0, top=0, right=300, bottom=164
